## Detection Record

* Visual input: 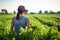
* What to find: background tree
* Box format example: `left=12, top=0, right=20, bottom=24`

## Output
left=39, top=10, right=42, bottom=14
left=30, top=12, right=36, bottom=14
left=25, top=10, right=28, bottom=14
left=44, top=10, right=48, bottom=14
left=57, top=11, right=60, bottom=14
left=1, top=9, right=8, bottom=14
left=13, top=11, right=16, bottom=14
left=49, top=10, right=55, bottom=14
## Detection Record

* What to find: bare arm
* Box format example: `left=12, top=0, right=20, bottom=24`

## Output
left=10, top=18, right=14, bottom=32
left=27, top=19, right=30, bottom=29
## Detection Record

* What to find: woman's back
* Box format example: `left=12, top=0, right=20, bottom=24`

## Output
left=13, top=16, right=28, bottom=32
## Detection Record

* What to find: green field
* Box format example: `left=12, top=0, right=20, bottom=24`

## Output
left=0, top=14, right=60, bottom=40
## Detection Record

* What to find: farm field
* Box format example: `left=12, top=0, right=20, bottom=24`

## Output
left=0, top=14, right=60, bottom=40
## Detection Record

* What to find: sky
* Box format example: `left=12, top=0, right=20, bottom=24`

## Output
left=0, top=0, right=60, bottom=13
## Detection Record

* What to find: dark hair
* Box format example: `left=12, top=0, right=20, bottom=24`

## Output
left=16, top=5, right=25, bottom=20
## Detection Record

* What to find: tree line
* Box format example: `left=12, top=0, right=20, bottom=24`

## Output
left=31, top=10, right=60, bottom=14
left=0, top=9, right=60, bottom=14
left=0, top=9, right=28, bottom=14
left=39, top=10, right=60, bottom=14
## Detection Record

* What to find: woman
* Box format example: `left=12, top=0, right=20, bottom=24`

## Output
left=10, top=5, right=30, bottom=40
